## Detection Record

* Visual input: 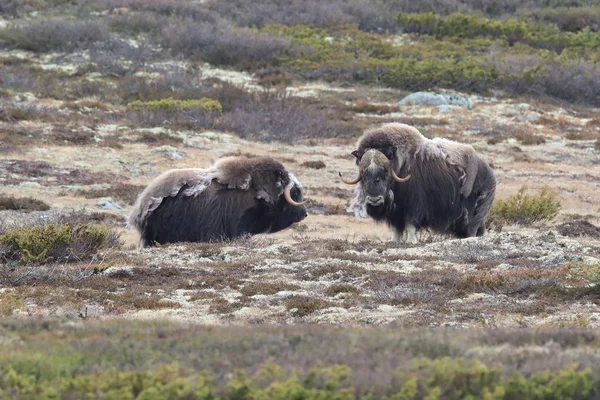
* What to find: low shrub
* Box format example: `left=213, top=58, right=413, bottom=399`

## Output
left=0, top=18, right=109, bottom=53
left=0, top=357, right=594, bottom=399
left=490, top=185, right=561, bottom=225
left=127, top=97, right=222, bottom=113
left=161, top=19, right=295, bottom=69
left=0, top=196, right=50, bottom=212
left=397, top=12, right=600, bottom=52
left=205, top=0, right=398, bottom=32
left=521, top=6, right=600, bottom=33
left=285, top=296, right=334, bottom=317
left=239, top=281, right=300, bottom=297
left=0, top=223, right=121, bottom=263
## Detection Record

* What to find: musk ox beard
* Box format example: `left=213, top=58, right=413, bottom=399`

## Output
left=340, top=123, right=496, bottom=243
left=128, top=156, right=308, bottom=247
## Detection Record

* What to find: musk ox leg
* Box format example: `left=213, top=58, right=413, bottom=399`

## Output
left=476, top=224, right=486, bottom=237
left=404, top=223, right=418, bottom=244
left=138, top=237, right=153, bottom=248
left=391, top=228, right=403, bottom=242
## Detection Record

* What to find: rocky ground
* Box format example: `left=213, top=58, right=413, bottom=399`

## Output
left=1, top=49, right=600, bottom=328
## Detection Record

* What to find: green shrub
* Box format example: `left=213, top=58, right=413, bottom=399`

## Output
left=490, top=185, right=561, bottom=225
left=396, top=12, right=600, bottom=52
left=520, top=7, right=600, bottom=33
left=126, top=97, right=222, bottom=113
left=595, top=138, right=600, bottom=150
left=0, top=359, right=594, bottom=400
left=0, top=223, right=120, bottom=263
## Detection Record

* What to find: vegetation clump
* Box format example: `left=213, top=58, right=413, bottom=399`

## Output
left=490, top=185, right=561, bottom=225
left=126, top=97, right=223, bottom=113
left=0, top=223, right=120, bottom=263
left=0, top=196, right=50, bottom=212
left=0, top=356, right=594, bottom=399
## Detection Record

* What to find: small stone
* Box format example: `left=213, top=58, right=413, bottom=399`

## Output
left=18, top=182, right=42, bottom=188
left=74, top=161, right=92, bottom=168
left=151, top=145, right=184, bottom=160
left=519, top=114, right=540, bottom=122
left=98, top=200, right=122, bottom=210
left=399, top=91, right=473, bottom=109
left=437, top=105, right=457, bottom=114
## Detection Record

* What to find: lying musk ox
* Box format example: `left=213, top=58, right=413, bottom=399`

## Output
left=128, top=156, right=307, bottom=247
left=340, top=123, right=496, bottom=243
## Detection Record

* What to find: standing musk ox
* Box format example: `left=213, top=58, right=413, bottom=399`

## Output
left=128, top=156, right=307, bottom=247
left=340, top=123, right=496, bottom=243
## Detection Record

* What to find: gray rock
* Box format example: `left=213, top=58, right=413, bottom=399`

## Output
left=437, top=105, right=458, bottom=114
left=98, top=200, right=122, bottom=210
left=152, top=145, right=184, bottom=160
left=399, top=91, right=473, bottom=109
left=519, top=114, right=540, bottom=122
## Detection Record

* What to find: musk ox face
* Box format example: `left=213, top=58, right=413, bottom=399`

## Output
left=340, top=149, right=411, bottom=215
left=268, top=178, right=307, bottom=233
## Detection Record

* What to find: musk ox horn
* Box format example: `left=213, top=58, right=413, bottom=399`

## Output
left=284, top=182, right=306, bottom=206
left=339, top=171, right=361, bottom=185
left=387, top=165, right=411, bottom=183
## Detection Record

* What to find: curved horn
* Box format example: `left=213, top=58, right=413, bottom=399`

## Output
left=284, top=182, right=306, bottom=206
left=339, top=171, right=361, bottom=185
left=387, top=165, right=411, bottom=183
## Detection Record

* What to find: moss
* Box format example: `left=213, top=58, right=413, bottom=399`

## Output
left=127, top=97, right=222, bottom=113
left=490, top=185, right=561, bottom=226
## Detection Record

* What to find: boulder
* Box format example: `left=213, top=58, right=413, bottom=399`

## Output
left=399, top=91, right=473, bottom=109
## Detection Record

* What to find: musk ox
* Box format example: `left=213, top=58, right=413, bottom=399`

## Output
left=340, top=123, right=496, bottom=243
left=128, top=156, right=307, bottom=247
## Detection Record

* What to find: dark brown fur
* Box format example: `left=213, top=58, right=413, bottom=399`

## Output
left=348, top=123, right=496, bottom=240
left=128, top=156, right=307, bottom=247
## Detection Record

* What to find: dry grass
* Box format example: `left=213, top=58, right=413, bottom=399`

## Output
left=300, top=160, right=326, bottom=170
left=73, top=183, right=145, bottom=206
left=285, top=295, right=335, bottom=317
left=240, top=281, right=300, bottom=296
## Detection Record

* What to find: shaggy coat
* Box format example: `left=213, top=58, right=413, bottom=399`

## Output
left=128, top=156, right=307, bottom=247
left=345, top=123, right=496, bottom=241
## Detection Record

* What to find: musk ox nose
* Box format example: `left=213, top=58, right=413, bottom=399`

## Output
left=366, top=196, right=384, bottom=206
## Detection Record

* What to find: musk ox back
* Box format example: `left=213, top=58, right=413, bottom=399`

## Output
left=340, top=123, right=496, bottom=243
left=128, top=156, right=307, bottom=247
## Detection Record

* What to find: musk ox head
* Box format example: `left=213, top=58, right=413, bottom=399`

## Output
left=340, top=149, right=410, bottom=214
left=261, top=169, right=308, bottom=233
